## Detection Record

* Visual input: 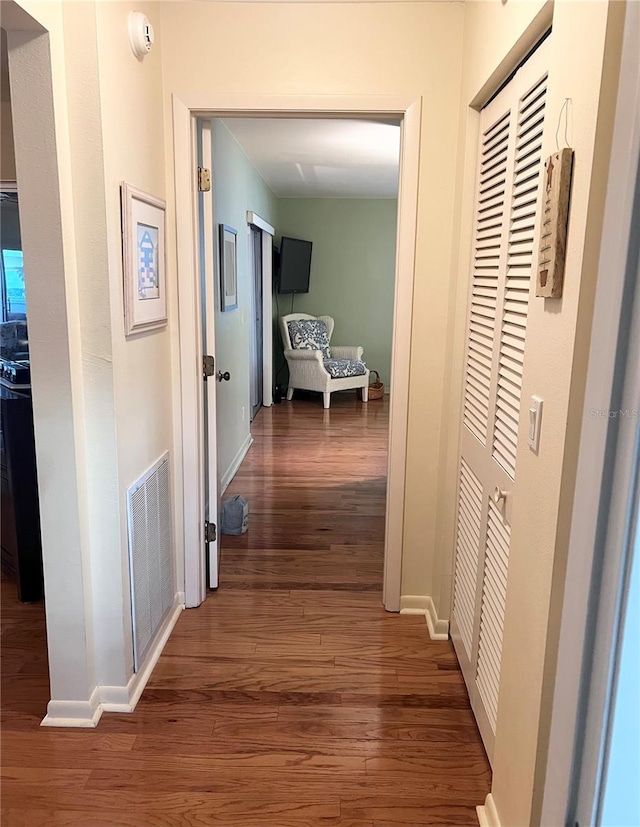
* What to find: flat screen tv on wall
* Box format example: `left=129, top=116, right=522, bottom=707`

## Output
left=277, top=236, right=312, bottom=294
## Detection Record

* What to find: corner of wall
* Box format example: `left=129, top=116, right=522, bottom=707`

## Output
left=477, top=794, right=502, bottom=827
left=399, top=595, right=450, bottom=640
left=41, top=688, right=103, bottom=729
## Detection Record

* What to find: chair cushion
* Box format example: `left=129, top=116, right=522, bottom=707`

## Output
left=287, top=319, right=332, bottom=359
left=323, top=358, right=367, bottom=378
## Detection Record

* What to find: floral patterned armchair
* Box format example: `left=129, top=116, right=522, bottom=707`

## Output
left=279, top=313, right=369, bottom=409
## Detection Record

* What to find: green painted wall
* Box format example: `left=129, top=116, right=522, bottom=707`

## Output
left=276, top=198, right=397, bottom=390
left=211, top=119, right=278, bottom=483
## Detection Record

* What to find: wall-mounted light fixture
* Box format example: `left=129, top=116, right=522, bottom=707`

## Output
left=129, top=11, right=154, bottom=59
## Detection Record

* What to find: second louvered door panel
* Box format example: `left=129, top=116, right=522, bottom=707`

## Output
left=493, top=72, right=547, bottom=478
left=451, top=39, right=549, bottom=765
left=476, top=500, right=511, bottom=732
left=452, top=459, right=484, bottom=659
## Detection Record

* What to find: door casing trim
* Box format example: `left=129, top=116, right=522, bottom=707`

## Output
left=172, top=93, right=422, bottom=610
left=246, top=211, right=274, bottom=410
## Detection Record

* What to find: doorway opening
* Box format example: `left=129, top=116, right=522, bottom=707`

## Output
left=205, top=115, right=400, bottom=598
left=1, top=26, right=44, bottom=606
left=174, top=95, right=421, bottom=610
left=0, top=181, right=43, bottom=604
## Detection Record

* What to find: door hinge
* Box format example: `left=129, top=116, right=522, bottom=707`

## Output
left=197, top=167, right=211, bottom=192
left=203, top=354, right=215, bottom=379
left=205, top=521, right=217, bottom=543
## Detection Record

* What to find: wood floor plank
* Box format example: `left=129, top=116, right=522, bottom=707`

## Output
left=341, top=692, right=473, bottom=710
left=276, top=704, right=479, bottom=728
left=1, top=746, right=367, bottom=774
left=82, top=767, right=488, bottom=797
left=0, top=790, right=341, bottom=817
left=1, top=810, right=369, bottom=827
left=1, top=767, right=92, bottom=789
left=149, top=662, right=401, bottom=693
left=1, top=395, right=490, bottom=825
left=1, top=731, right=137, bottom=762
left=342, top=797, right=481, bottom=826
left=212, top=717, right=483, bottom=745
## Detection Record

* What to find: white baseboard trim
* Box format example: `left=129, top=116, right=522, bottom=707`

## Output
left=477, top=794, right=501, bottom=827
left=425, top=596, right=450, bottom=640
left=220, top=434, right=253, bottom=495
left=98, top=684, right=130, bottom=708
left=399, top=595, right=429, bottom=614
left=101, top=598, right=184, bottom=713
left=42, top=597, right=184, bottom=726
left=41, top=686, right=102, bottom=728
left=399, top=594, right=450, bottom=640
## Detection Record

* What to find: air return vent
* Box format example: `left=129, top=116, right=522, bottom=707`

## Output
left=127, top=452, right=174, bottom=671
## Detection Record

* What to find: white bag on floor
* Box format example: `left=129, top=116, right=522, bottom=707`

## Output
left=221, top=495, right=249, bottom=535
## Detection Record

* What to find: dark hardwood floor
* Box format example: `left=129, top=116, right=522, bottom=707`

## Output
left=1, top=392, right=491, bottom=826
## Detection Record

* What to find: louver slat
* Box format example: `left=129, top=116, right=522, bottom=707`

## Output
left=492, top=75, right=547, bottom=479
left=476, top=501, right=511, bottom=732
left=453, top=460, right=484, bottom=658
left=463, top=109, right=511, bottom=444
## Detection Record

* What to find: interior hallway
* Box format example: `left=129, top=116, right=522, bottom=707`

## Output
left=1, top=393, right=491, bottom=825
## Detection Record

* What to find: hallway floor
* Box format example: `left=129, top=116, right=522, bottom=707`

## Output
left=1, top=393, right=491, bottom=826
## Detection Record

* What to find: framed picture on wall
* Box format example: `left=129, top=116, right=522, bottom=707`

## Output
left=219, top=224, right=238, bottom=311
left=121, top=182, right=167, bottom=336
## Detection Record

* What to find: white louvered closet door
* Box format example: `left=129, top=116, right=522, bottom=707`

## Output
left=451, top=39, right=549, bottom=764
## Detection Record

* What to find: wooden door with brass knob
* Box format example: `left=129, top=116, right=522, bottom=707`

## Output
left=198, top=120, right=220, bottom=591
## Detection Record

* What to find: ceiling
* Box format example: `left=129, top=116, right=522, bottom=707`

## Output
left=222, top=118, right=401, bottom=199
left=0, top=46, right=400, bottom=197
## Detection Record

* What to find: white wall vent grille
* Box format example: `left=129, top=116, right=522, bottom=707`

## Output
left=127, top=452, right=174, bottom=671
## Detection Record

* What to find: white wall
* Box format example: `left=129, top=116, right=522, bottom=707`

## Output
left=95, top=0, right=172, bottom=691
left=210, top=119, right=278, bottom=484
left=276, top=198, right=397, bottom=390
left=52, top=0, right=131, bottom=697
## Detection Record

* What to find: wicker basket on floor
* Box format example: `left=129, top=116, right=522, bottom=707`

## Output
left=368, top=370, right=384, bottom=400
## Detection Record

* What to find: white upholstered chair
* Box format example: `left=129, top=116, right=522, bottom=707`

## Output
left=280, top=313, right=370, bottom=409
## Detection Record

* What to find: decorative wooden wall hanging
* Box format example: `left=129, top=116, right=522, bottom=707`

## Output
left=536, top=147, right=574, bottom=298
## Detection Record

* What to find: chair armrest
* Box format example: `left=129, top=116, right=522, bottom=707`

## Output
left=284, top=348, right=324, bottom=363
left=331, top=346, right=364, bottom=361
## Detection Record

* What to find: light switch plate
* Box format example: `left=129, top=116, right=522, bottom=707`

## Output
left=528, top=395, right=544, bottom=453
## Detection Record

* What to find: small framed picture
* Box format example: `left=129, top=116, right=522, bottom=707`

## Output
left=121, top=182, right=167, bottom=335
left=219, top=224, right=238, bottom=311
